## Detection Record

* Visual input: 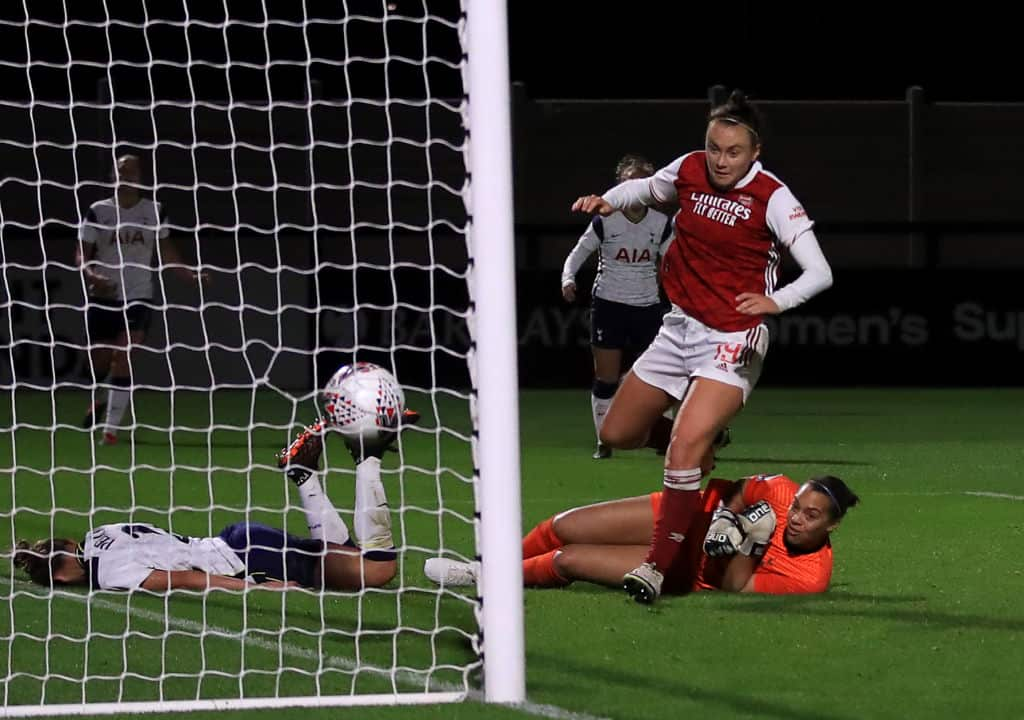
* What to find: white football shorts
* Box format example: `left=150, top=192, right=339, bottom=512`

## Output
left=631, top=305, right=769, bottom=403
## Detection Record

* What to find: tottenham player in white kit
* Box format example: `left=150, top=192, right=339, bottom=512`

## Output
left=561, top=155, right=673, bottom=459
left=75, top=155, right=206, bottom=445
left=12, top=414, right=419, bottom=592
left=572, top=90, right=833, bottom=604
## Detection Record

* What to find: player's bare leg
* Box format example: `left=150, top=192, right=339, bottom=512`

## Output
left=554, top=544, right=647, bottom=587
left=553, top=495, right=654, bottom=546
left=598, top=370, right=674, bottom=450
left=99, top=329, right=143, bottom=445
left=322, top=542, right=396, bottom=590
left=278, top=419, right=353, bottom=547
left=624, top=377, right=742, bottom=604
left=344, top=408, right=419, bottom=552
left=426, top=542, right=647, bottom=589
left=665, top=378, right=741, bottom=470
left=590, top=346, right=622, bottom=459
left=278, top=420, right=396, bottom=590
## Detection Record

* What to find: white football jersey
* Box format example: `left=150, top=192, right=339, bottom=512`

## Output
left=79, top=197, right=170, bottom=302
left=81, top=523, right=244, bottom=591
left=561, top=209, right=673, bottom=306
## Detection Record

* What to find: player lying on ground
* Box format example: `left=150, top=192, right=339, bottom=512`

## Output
left=13, top=414, right=417, bottom=592
left=427, top=467, right=858, bottom=595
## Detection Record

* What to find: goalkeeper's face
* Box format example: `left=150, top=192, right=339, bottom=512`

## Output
left=784, top=486, right=839, bottom=550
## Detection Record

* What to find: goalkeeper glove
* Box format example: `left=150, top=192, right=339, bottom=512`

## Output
left=703, top=506, right=744, bottom=557
left=736, top=500, right=776, bottom=557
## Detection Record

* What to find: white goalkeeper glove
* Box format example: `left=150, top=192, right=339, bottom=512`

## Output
left=703, top=505, right=744, bottom=557
left=703, top=500, right=777, bottom=558
left=736, top=500, right=776, bottom=558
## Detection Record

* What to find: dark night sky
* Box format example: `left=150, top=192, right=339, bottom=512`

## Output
left=507, top=3, right=1019, bottom=103
left=0, top=0, right=1017, bottom=104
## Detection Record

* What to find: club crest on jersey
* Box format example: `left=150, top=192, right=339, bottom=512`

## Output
left=614, top=248, right=652, bottom=263
left=738, top=194, right=753, bottom=208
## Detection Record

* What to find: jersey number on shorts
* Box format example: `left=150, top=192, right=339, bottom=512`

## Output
left=715, top=343, right=743, bottom=364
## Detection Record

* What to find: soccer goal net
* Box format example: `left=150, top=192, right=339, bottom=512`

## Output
left=0, top=0, right=522, bottom=713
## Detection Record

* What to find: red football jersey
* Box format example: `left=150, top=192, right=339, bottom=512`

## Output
left=652, top=152, right=814, bottom=332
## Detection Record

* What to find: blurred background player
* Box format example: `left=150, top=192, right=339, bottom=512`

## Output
left=76, top=154, right=207, bottom=445
left=571, top=90, right=834, bottom=602
left=426, top=470, right=858, bottom=596
left=561, top=154, right=674, bottom=459
left=12, top=414, right=419, bottom=592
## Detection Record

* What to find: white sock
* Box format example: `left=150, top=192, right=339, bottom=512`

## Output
left=104, top=386, right=130, bottom=434
left=355, top=457, right=393, bottom=551
left=296, top=474, right=351, bottom=545
left=591, top=394, right=612, bottom=441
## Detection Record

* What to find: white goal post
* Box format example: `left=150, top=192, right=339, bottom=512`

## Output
left=465, top=0, right=526, bottom=705
left=0, top=0, right=524, bottom=713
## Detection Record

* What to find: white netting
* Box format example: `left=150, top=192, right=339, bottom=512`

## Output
left=0, top=0, right=491, bottom=713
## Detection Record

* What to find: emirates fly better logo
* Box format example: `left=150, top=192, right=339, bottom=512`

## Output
left=689, top=192, right=752, bottom=227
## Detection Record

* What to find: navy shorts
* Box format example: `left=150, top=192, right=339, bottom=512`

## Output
left=87, top=300, right=152, bottom=343
left=218, top=521, right=324, bottom=588
left=590, top=297, right=665, bottom=351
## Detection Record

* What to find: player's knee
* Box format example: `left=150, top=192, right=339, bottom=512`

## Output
left=598, top=417, right=643, bottom=449
left=549, top=513, right=570, bottom=544
left=551, top=548, right=576, bottom=581
left=665, top=431, right=714, bottom=469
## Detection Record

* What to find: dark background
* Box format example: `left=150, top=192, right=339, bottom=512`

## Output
left=1, top=2, right=1022, bottom=391
left=508, top=2, right=1019, bottom=103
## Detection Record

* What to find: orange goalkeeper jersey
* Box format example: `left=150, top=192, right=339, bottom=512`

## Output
left=739, top=474, right=833, bottom=594
left=656, top=475, right=834, bottom=595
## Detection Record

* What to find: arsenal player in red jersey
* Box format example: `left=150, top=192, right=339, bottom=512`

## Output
left=571, top=90, right=834, bottom=603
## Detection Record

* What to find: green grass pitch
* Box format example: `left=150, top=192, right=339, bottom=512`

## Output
left=1, top=387, right=1023, bottom=719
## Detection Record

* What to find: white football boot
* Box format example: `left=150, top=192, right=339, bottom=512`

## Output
left=424, top=558, right=479, bottom=587
left=622, top=561, right=664, bottom=604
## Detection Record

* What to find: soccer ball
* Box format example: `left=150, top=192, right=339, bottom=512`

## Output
left=322, top=362, right=405, bottom=441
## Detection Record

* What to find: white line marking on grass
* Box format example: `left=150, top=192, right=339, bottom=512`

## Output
left=874, top=491, right=1024, bottom=501
left=0, top=578, right=609, bottom=720
left=963, top=491, right=1024, bottom=501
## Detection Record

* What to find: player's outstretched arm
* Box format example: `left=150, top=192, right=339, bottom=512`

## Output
left=571, top=194, right=616, bottom=216
left=140, top=570, right=295, bottom=592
